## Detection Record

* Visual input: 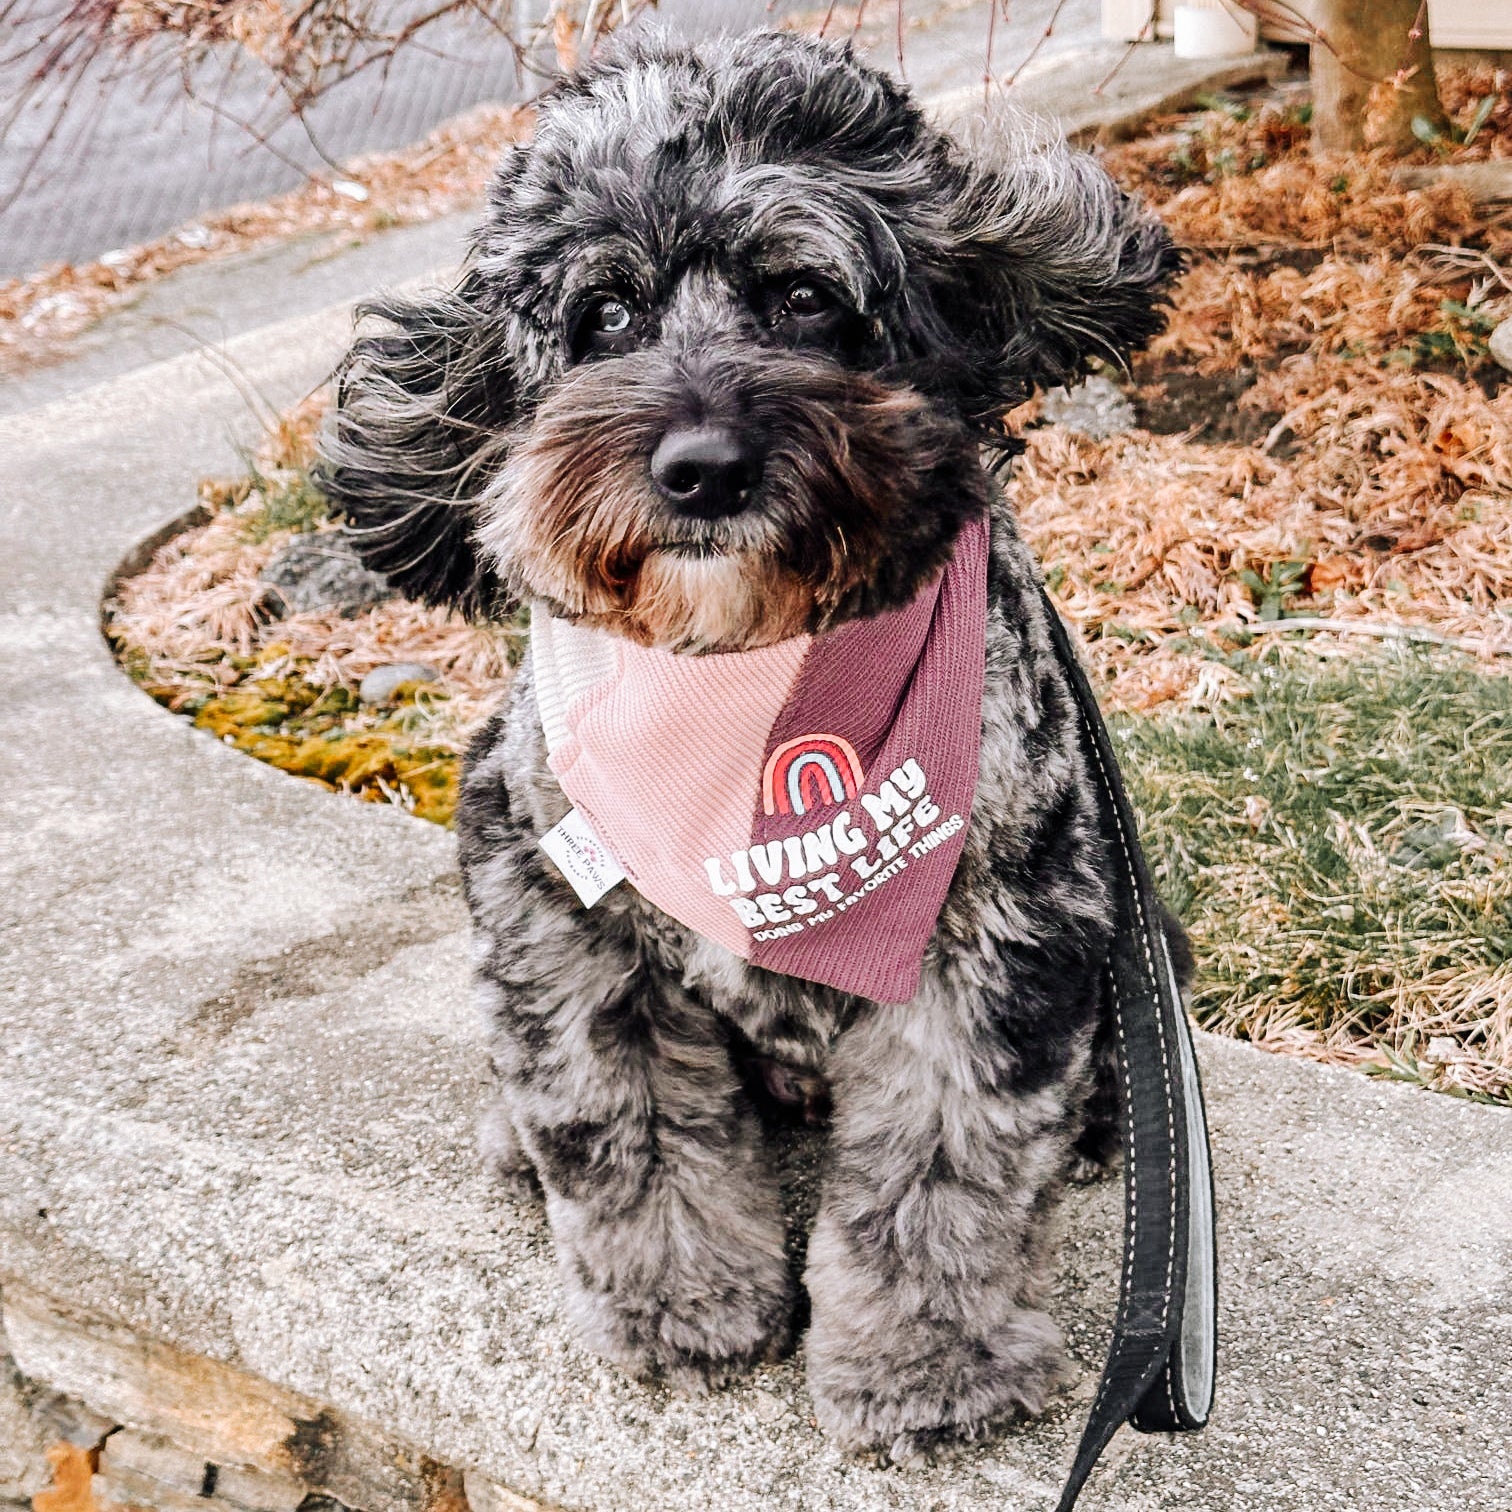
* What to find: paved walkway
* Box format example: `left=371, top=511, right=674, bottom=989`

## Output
left=5, top=22, right=1506, bottom=1512
left=0, top=14, right=522, bottom=280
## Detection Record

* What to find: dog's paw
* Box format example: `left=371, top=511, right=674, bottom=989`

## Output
left=1066, top=1148, right=1121, bottom=1186
left=807, top=1307, right=1065, bottom=1457
left=552, top=1186, right=794, bottom=1394
left=563, top=1258, right=792, bottom=1393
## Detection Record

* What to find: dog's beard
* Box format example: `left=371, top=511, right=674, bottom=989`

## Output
left=477, top=349, right=963, bottom=653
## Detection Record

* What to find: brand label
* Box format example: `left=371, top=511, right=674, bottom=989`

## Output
left=540, top=808, right=625, bottom=906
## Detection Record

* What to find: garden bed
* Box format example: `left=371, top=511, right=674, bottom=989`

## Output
left=105, top=71, right=1512, bottom=1103
left=105, top=398, right=521, bottom=827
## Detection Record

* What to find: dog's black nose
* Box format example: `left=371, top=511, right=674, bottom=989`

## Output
left=650, top=426, right=762, bottom=518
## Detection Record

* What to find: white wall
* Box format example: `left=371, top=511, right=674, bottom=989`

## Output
left=1103, top=0, right=1512, bottom=50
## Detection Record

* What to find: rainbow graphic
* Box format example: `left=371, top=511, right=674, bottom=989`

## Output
left=762, top=734, right=864, bottom=817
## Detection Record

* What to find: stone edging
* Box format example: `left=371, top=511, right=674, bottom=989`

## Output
left=2, top=1285, right=548, bottom=1512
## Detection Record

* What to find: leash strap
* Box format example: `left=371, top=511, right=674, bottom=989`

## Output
left=1039, top=590, right=1218, bottom=1512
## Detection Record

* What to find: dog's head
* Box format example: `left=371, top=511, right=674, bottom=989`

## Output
left=319, top=29, right=1176, bottom=651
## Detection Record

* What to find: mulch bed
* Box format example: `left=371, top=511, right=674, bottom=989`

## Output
left=1017, top=67, right=1512, bottom=710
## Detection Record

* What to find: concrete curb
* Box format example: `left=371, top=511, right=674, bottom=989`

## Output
left=928, top=44, right=1291, bottom=141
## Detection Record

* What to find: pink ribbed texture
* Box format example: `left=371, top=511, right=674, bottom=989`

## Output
left=548, top=634, right=810, bottom=954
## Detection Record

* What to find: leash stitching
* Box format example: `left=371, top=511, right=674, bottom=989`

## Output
left=1087, top=969, right=1136, bottom=1428
left=1076, top=694, right=1180, bottom=1442
left=1081, top=711, right=1178, bottom=1329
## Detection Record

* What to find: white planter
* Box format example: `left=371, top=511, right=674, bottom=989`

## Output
left=1173, top=0, right=1260, bottom=58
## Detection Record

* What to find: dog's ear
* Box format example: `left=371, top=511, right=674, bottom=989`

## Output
left=316, top=268, right=516, bottom=619
left=922, top=125, right=1180, bottom=427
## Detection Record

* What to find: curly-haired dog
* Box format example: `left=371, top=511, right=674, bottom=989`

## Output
left=318, top=29, right=1180, bottom=1459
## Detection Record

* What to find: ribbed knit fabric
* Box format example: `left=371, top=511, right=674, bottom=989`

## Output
left=535, top=511, right=989, bottom=1002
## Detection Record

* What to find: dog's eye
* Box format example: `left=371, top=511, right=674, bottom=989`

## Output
left=590, top=297, right=632, bottom=334
left=781, top=282, right=829, bottom=320
left=570, top=295, right=639, bottom=362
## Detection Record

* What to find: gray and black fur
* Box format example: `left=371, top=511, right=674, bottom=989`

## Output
left=318, top=28, right=1182, bottom=1459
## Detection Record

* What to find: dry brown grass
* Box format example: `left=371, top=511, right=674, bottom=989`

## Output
left=112, top=501, right=513, bottom=725
left=1019, top=81, right=1512, bottom=712
left=1431, top=61, right=1512, bottom=163
left=1020, top=83, right=1512, bottom=1101
left=1108, top=70, right=1512, bottom=253
left=1018, top=361, right=1512, bottom=710
left=1120, top=146, right=1492, bottom=252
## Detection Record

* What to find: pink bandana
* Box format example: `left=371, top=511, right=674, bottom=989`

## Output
left=532, top=512, right=989, bottom=1002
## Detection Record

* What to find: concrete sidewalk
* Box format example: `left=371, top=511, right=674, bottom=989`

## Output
left=4, top=22, right=1507, bottom=1512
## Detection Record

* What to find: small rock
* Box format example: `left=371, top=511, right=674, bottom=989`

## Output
left=1424, top=1036, right=1468, bottom=1065
left=750, top=1387, right=789, bottom=1423
left=1241, top=794, right=1271, bottom=831
left=1041, top=374, right=1136, bottom=440
left=359, top=663, right=438, bottom=704
left=259, top=533, right=393, bottom=618
left=1489, top=317, right=1512, bottom=374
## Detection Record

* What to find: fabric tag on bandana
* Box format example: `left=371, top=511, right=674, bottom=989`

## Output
left=540, top=808, right=625, bottom=906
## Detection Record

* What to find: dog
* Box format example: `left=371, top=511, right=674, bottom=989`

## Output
left=317, top=27, right=1180, bottom=1460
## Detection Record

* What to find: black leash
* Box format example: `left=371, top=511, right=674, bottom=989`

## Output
left=1040, top=589, right=1219, bottom=1512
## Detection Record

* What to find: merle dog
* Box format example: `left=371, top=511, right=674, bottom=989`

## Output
left=318, top=28, right=1179, bottom=1460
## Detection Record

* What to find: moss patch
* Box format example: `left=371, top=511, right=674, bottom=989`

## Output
left=189, top=672, right=460, bottom=825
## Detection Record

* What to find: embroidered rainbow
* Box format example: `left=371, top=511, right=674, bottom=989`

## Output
left=761, top=734, right=864, bottom=817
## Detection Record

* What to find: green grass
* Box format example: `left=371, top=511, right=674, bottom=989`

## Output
left=237, top=465, right=331, bottom=541
left=1114, top=643, right=1512, bottom=1105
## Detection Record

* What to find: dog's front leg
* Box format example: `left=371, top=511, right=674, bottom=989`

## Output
left=480, top=925, right=793, bottom=1391
left=804, top=961, right=1097, bottom=1459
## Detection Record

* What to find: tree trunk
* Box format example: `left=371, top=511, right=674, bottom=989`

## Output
left=1311, top=0, right=1448, bottom=153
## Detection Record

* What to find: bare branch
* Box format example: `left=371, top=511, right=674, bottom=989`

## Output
left=1000, top=0, right=1072, bottom=91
